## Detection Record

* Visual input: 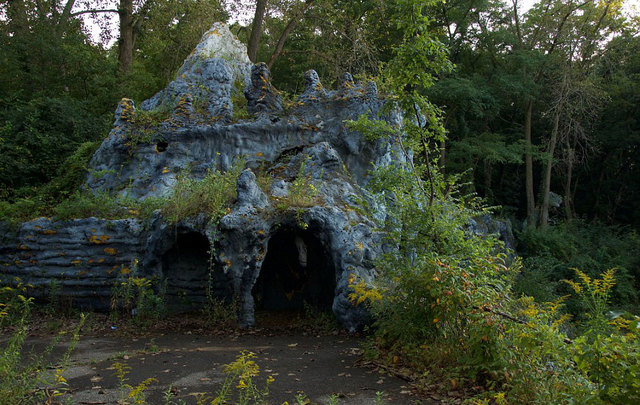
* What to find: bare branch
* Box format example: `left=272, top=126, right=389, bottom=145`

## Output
left=70, top=9, right=120, bottom=17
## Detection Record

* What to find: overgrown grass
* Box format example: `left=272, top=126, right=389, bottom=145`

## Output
left=0, top=159, right=245, bottom=226
left=50, top=190, right=163, bottom=221
left=161, top=161, right=244, bottom=223
left=273, top=155, right=319, bottom=212
left=0, top=285, right=85, bottom=405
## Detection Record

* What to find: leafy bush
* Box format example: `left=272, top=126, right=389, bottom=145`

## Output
left=516, top=221, right=640, bottom=315
left=39, top=141, right=101, bottom=201
left=53, top=190, right=124, bottom=220
left=568, top=269, right=640, bottom=403
left=52, top=190, right=164, bottom=221
left=0, top=96, right=108, bottom=193
left=0, top=197, right=45, bottom=225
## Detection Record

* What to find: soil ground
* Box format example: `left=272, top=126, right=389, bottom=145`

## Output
left=6, top=311, right=437, bottom=405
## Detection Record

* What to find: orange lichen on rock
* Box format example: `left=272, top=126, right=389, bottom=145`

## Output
left=89, top=235, right=110, bottom=244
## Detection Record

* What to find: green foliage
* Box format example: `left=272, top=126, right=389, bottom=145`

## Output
left=110, top=259, right=166, bottom=326
left=565, top=269, right=640, bottom=403
left=283, top=156, right=319, bottom=208
left=209, top=351, right=273, bottom=405
left=161, top=160, right=244, bottom=223
left=0, top=97, right=109, bottom=194
left=0, top=281, right=31, bottom=328
left=0, top=196, right=44, bottom=225
left=125, top=107, right=172, bottom=146
left=112, top=361, right=158, bottom=405
left=515, top=221, right=640, bottom=315
left=494, top=270, right=640, bottom=404
left=54, top=190, right=125, bottom=220
left=40, top=141, right=102, bottom=201
left=0, top=140, right=101, bottom=224
left=52, top=190, right=164, bottom=221
left=231, top=79, right=251, bottom=122
left=0, top=291, right=85, bottom=405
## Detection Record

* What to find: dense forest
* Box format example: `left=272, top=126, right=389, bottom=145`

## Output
left=1, top=1, right=638, bottom=226
left=1, top=0, right=640, bottom=403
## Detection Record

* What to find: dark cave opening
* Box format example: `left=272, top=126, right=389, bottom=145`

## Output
left=156, top=141, right=168, bottom=152
left=253, top=228, right=336, bottom=314
left=161, top=232, right=218, bottom=311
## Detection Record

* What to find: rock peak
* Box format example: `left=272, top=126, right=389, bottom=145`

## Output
left=177, top=22, right=251, bottom=77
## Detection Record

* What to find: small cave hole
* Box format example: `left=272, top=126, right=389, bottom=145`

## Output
left=156, top=141, right=169, bottom=153
left=253, top=228, right=336, bottom=320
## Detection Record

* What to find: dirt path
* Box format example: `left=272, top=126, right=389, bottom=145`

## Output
left=21, top=328, right=432, bottom=404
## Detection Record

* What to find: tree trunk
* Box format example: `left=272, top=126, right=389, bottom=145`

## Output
left=539, top=110, right=560, bottom=228
left=247, top=0, right=268, bottom=63
left=525, top=99, right=536, bottom=227
left=267, top=0, right=314, bottom=69
left=483, top=160, right=492, bottom=199
left=439, top=139, right=446, bottom=174
left=592, top=159, right=606, bottom=220
left=118, top=0, right=135, bottom=74
left=563, top=134, right=574, bottom=221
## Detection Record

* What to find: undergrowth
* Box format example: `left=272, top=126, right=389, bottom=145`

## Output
left=161, top=159, right=244, bottom=223
left=0, top=284, right=85, bottom=405
left=515, top=220, right=640, bottom=315
left=110, top=259, right=166, bottom=327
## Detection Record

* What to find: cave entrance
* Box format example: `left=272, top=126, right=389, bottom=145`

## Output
left=161, top=232, right=211, bottom=311
left=253, top=228, right=336, bottom=321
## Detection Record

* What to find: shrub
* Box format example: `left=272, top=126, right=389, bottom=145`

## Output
left=210, top=351, right=274, bottom=405
left=52, top=190, right=164, bottom=221
left=38, top=141, right=101, bottom=202
left=516, top=221, right=640, bottom=315
left=0, top=96, right=108, bottom=193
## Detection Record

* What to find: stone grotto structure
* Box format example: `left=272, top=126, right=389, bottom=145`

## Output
left=0, top=23, right=513, bottom=331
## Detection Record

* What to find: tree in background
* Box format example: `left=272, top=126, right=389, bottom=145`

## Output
left=0, top=0, right=226, bottom=199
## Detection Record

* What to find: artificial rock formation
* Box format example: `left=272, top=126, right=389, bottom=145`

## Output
left=0, top=23, right=513, bottom=331
left=1, top=23, right=406, bottom=331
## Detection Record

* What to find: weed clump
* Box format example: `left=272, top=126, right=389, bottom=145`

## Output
left=0, top=284, right=85, bottom=404
left=110, top=259, right=166, bottom=327
left=162, top=160, right=244, bottom=224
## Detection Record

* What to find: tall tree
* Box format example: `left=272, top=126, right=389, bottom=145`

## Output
left=247, top=0, right=267, bottom=62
